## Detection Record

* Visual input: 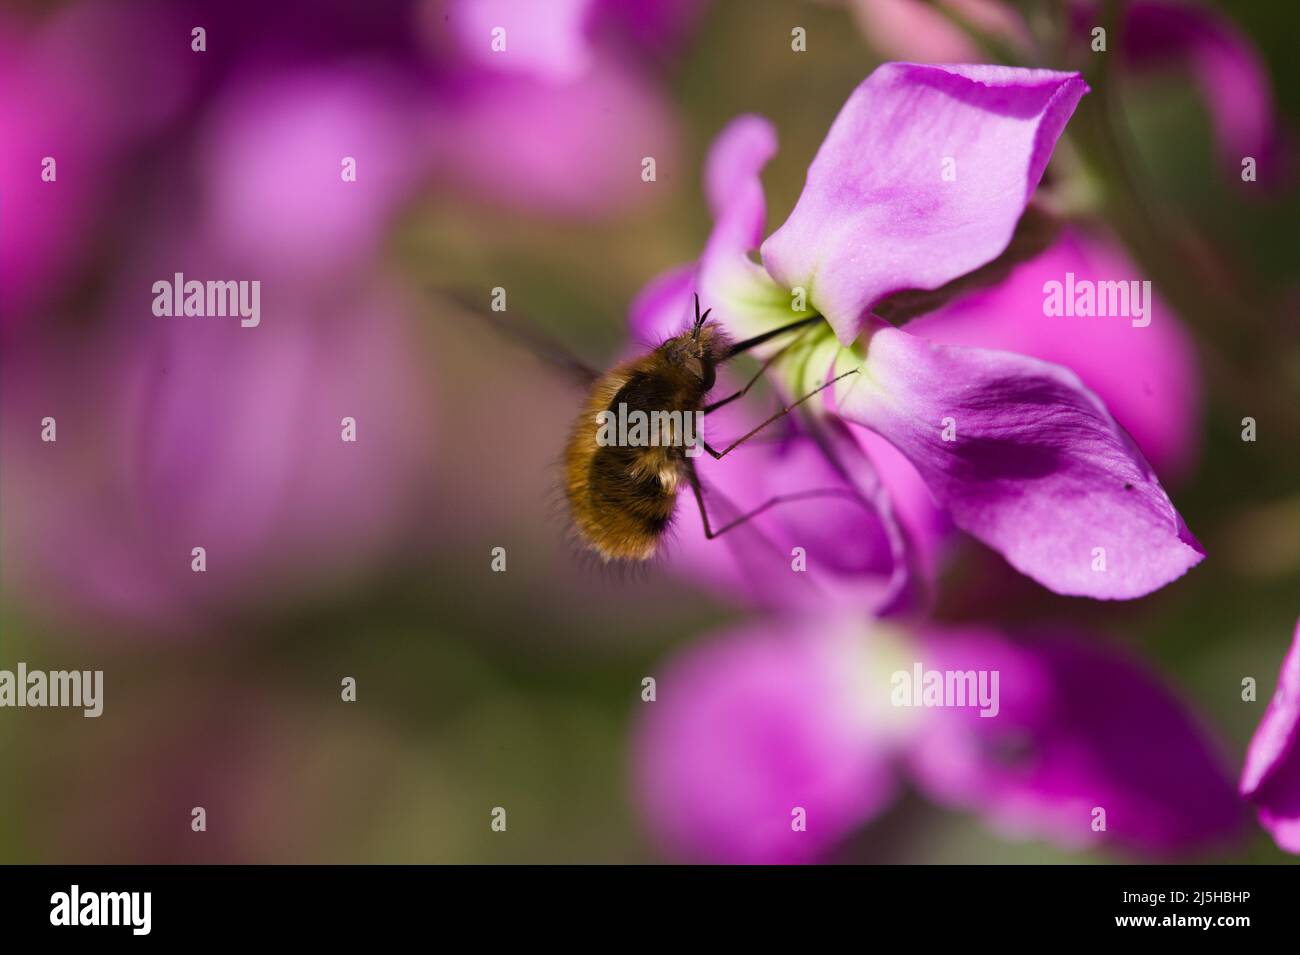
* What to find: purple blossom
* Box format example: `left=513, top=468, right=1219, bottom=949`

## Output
left=681, top=64, right=1202, bottom=600
left=1240, top=618, right=1300, bottom=853
left=629, top=231, right=1200, bottom=611
left=850, top=0, right=1286, bottom=184
left=756, top=64, right=1087, bottom=340
left=908, top=624, right=1243, bottom=855
left=633, top=613, right=1243, bottom=863
left=668, top=405, right=916, bottom=614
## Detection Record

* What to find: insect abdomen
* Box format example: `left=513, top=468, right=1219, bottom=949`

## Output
left=564, top=363, right=684, bottom=561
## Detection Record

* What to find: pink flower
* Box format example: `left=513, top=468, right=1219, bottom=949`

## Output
left=628, top=231, right=1201, bottom=612
left=634, top=616, right=904, bottom=864
left=1240, top=618, right=1300, bottom=853
left=645, top=65, right=1203, bottom=601
left=634, top=613, right=1243, bottom=862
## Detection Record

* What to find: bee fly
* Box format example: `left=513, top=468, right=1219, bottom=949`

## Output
left=452, top=291, right=859, bottom=562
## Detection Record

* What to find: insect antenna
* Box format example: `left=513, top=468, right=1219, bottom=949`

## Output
left=691, top=292, right=712, bottom=340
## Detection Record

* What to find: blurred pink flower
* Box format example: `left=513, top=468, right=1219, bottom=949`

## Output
left=908, top=624, right=1242, bottom=856
left=1240, top=618, right=1300, bottom=853
left=1, top=261, right=435, bottom=635
left=0, top=0, right=693, bottom=646
left=427, top=57, right=679, bottom=216
left=201, top=1, right=687, bottom=268
left=444, top=0, right=598, bottom=80
left=437, top=0, right=707, bottom=73
left=634, top=616, right=904, bottom=864
left=2, top=5, right=458, bottom=634
left=0, top=4, right=193, bottom=330
left=199, top=65, right=423, bottom=279
left=634, top=612, right=1243, bottom=862
left=425, top=0, right=686, bottom=215
left=2, top=0, right=697, bottom=348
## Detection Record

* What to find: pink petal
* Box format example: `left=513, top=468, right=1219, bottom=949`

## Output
left=445, top=0, right=597, bottom=81
left=834, top=319, right=1204, bottom=598
left=633, top=617, right=902, bottom=863
left=200, top=67, right=418, bottom=279
left=1240, top=619, right=1300, bottom=853
left=761, top=63, right=1088, bottom=345
left=704, top=112, right=778, bottom=230
left=909, top=626, right=1244, bottom=857
left=670, top=415, right=913, bottom=615
left=695, top=114, right=814, bottom=342
left=908, top=228, right=1202, bottom=480
left=857, top=428, right=953, bottom=581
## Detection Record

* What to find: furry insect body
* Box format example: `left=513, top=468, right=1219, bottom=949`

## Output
left=440, top=286, right=854, bottom=563
left=565, top=322, right=731, bottom=561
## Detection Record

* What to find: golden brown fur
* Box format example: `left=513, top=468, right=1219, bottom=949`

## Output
left=564, top=323, right=730, bottom=561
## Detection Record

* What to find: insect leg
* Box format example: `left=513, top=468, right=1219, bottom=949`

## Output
left=701, top=369, right=860, bottom=460
left=684, top=459, right=859, bottom=540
